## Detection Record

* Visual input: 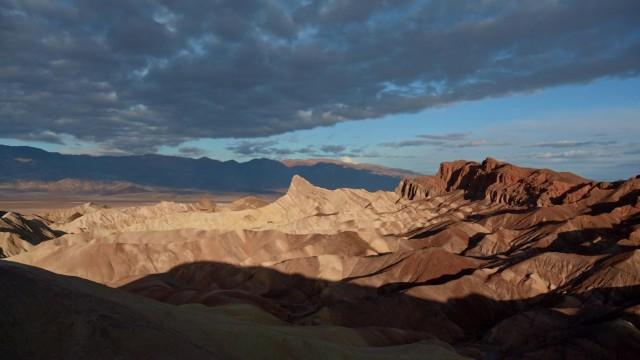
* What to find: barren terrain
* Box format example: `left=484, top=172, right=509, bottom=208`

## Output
left=2, top=158, right=639, bottom=359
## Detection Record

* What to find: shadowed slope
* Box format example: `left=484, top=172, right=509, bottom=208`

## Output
left=119, top=260, right=640, bottom=359
left=0, top=211, right=62, bottom=257
left=0, top=261, right=466, bottom=360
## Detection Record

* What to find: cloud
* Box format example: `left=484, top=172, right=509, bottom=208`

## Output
left=418, top=133, right=470, bottom=141
left=528, top=150, right=612, bottom=160
left=382, top=132, right=471, bottom=147
left=622, top=143, right=640, bottom=155
left=226, top=140, right=279, bottom=156
left=453, top=140, right=511, bottom=148
left=226, top=140, right=363, bottom=158
left=454, top=140, right=489, bottom=148
left=381, top=139, right=444, bottom=148
left=320, top=145, right=347, bottom=153
left=340, top=156, right=356, bottom=164
left=526, top=140, right=618, bottom=148
left=13, top=131, right=66, bottom=145
left=178, top=146, right=207, bottom=157
left=382, top=134, right=506, bottom=148
left=1, top=1, right=639, bottom=152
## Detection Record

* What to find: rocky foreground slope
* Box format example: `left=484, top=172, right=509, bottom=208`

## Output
left=3, top=158, right=640, bottom=359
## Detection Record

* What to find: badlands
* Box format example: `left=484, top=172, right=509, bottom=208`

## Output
left=2, top=158, right=640, bottom=359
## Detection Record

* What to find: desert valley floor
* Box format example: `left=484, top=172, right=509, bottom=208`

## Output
left=2, top=158, right=640, bottom=359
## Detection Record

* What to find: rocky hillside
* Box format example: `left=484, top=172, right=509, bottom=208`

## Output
left=3, top=159, right=640, bottom=358
left=0, top=211, right=61, bottom=257
left=396, top=157, right=619, bottom=207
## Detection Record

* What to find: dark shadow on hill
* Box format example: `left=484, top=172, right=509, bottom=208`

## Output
left=589, top=189, right=640, bottom=216
left=0, top=211, right=65, bottom=258
left=119, top=260, right=640, bottom=359
left=464, top=207, right=532, bottom=223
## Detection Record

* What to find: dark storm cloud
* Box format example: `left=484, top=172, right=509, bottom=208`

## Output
left=2, top=0, right=639, bottom=153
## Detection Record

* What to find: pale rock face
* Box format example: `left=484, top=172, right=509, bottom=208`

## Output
left=4, top=158, right=640, bottom=358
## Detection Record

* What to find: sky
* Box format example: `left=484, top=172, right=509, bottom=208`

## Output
left=1, top=0, right=639, bottom=180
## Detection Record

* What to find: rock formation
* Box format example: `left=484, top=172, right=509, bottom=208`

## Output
left=0, top=211, right=61, bottom=257
left=397, top=157, right=592, bottom=206
left=3, top=158, right=640, bottom=358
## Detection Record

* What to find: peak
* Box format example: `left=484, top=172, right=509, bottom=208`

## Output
left=290, top=175, right=313, bottom=188
left=482, top=157, right=501, bottom=170
left=81, top=202, right=108, bottom=209
left=287, top=175, right=324, bottom=195
left=2, top=211, right=17, bottom=220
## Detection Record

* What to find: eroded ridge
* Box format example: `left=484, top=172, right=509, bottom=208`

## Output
left=4, top=159, right=640, bottom=359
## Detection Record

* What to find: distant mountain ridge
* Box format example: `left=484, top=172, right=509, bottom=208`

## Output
left=0, top=145, right=400, bottom=192
left=281, top=158, right=422, bottom=178
left=0, top=179, right=154, bottom=195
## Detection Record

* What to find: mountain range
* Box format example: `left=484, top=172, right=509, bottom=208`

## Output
left=0, top=145, right=403, bottom=193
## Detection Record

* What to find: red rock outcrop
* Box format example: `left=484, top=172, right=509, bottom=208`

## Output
left=397, top=157, right=591, bottom=206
